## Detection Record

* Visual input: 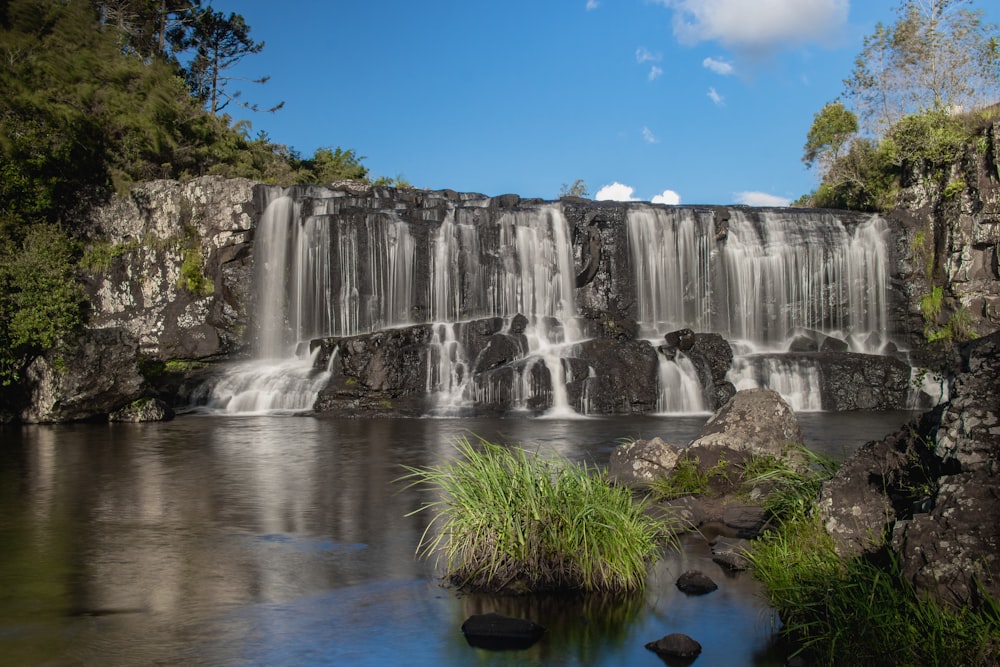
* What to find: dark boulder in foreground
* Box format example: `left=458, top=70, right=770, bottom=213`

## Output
left=460, top=613, right=545, bottom=651
left=645, top=632, right=703, bottom=660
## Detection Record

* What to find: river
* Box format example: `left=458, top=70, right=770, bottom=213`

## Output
left=0, top=411, right=917, bottom=666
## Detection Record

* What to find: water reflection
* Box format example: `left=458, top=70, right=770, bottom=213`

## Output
left=0, top=412, right=918, bottom=666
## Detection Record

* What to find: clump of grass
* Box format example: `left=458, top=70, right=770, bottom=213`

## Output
left=402, top=436, right=677, bottom=595
left=749, top=514, right=1000, bottom=665
left=649, top=455, right=710, bottom=499
left=741, top=445, right=837, bottom=521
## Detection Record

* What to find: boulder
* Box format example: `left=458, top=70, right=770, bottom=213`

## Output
left=689, top=388, right=803, bottom=457
left=645, top=633, right=702, bottom=659
left=608, top=437, right=681, bottom=485
left=676, top=570, right=718, bottom=595
left=20, top=328, right=147, bottom=423
left=109, top=397, right=174, bottom=422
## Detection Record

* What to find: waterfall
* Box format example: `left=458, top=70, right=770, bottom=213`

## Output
left=627, top=206, right=892, bottom=410
left=426, top=206, right=583, bottom=415
left=194, top=186, right=902, bottom=417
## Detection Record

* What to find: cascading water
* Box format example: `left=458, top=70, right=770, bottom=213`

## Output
left=626, top=206, right=892, bottom=411
left=426, top=206, right=583, bottom=416
left=195, top=184, right=904, bottom=417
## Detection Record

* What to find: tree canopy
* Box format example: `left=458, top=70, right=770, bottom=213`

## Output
left=0, top=0, right=383, bottom=388
left=844, top=0, right=1000, bottom=136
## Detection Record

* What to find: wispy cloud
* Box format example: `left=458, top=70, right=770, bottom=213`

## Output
left=642, top=126, right=658, bottom=144
left=648, top=65, right=663, bottom=81
left=586, top=0, right=599, bottom=10
left=707, top=87, right=724, bottom=106
left=702, top=56, right=734, bottom=76
left=658, top=0, right=848, bottom=53
left=635, top=46, right=661, bottom=64
left=735, top=191, right=791, bottom=206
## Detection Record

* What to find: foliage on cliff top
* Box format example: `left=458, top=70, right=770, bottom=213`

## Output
left=801, top=0, right=1000, bottom=212
left=0, top=0, right=395, bottom=387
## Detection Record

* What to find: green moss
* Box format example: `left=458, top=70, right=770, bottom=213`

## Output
left=176, top=228, right=214, bottom=296
left=164, top=359, right=208, bottom=373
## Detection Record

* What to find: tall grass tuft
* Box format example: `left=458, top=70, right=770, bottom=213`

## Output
left=749, top=498, right=1000, bottom=664
left=401, top=436, right=676, bottom=595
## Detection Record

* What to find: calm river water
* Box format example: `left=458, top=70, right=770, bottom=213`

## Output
left=0, top=411, right=917, bottom=666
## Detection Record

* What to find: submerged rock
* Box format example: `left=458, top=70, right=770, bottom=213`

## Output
left=460, top=613, right=545, bottom=651
left=676, top=570, right=718, bottom=595
left=645, top=633, right=702, bottom=659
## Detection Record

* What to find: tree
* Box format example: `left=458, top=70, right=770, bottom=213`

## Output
left=844, top=0, right=1000, bottom=136
left=93, top=0, right=200, bottom=60
left=302, top=147, right=369, bottom=183
left=560, top=179, right=589, bottom=198
left=803, top=102, right=858, bottom=176
left=179, top=7, right=282, bottom=114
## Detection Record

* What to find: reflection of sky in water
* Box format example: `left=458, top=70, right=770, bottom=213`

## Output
left=0, top=412, right=917, bottom=666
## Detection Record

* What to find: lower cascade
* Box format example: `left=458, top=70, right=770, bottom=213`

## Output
left=192, top=185, right=928, bottom=416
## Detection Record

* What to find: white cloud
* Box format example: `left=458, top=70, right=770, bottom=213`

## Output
left=702, top=56, right=734, bottom=75
left=661, top=0, right=848, bottom=52
left=707, top=87, right=724, bottom=105
left=735, top=191, right=792, bottom=206
left=586, top=0, right=599, bottom=10
left=642, top=126, right=658, bottom=143
left=635, top=46, right=661, bottom=64
left=652, top=189, right=681, bottom=205
left=594, top=182, right=681, bottom=204
left=595, top=182, right=639, bottom=201
left=648, top=65, right=664, bottom=80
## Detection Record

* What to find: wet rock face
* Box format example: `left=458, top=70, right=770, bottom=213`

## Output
left=892, top=331, right=1000, bottom=608
left=820, top=330, right=1000, bottom=609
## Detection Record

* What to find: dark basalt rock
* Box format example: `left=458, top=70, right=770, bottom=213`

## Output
left=20, top=328, right=148, bottom=423
left=645, top=633, right=703, bottom=660
left=460, top=613, right=545, bottom=651
left=820, top=330, right=1000, bottom=609
left=676, top=570, right=718, bottom=595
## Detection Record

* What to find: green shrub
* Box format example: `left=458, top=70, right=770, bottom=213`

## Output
left=402, top=436, right=676, bottom=595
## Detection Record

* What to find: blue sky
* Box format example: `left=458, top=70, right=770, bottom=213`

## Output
left=210, top=1, right=1000, bottom=205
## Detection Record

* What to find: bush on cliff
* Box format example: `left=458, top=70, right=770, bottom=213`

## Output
left=402, top=436, right=675, bottom=595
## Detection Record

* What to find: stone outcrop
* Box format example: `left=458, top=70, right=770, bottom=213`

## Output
left=81, top=176, right=256, bottom=362
left=819, top=330, right=1000, bottom=609
left=20, top=328, right=148, bottom=423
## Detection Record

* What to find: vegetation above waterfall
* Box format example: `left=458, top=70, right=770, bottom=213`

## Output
left=799, top=0, right=1000, bottom=212
left=0, top=0, right=393, bottom=386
